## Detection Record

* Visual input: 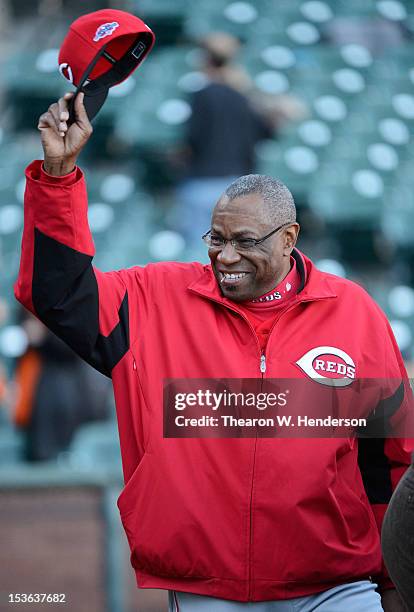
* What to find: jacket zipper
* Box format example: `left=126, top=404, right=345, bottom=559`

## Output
left=242, top=296, right=334, bottom=599
left=197, top=299, right=264, bottom=599
left=196, top=298, right=264, bottom=373
left=258, top=296, right=332, bottom=378
left=196, top=294, right=330, bottom=374
left=187, top=293, right=332, bottom=600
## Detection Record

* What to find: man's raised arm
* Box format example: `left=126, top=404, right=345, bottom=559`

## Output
left=14, top=93, right=131, bottom=377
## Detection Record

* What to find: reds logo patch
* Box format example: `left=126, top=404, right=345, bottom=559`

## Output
left=296, top=346, right=356, bottom=387
left=93, top=21, right=119, bottom=42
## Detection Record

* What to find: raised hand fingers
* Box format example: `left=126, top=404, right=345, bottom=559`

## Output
left=47, top=102, right=64, bottom=135
left=58, top=95, right=71, bottom=126
left=38, top=109, right=59, bottom=133
left=37, top=94, right=73, bottom=137
left=55, top=93, right=75, bottom=135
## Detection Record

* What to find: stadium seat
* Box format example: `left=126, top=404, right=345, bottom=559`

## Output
left=5, top=42, right=67, bottom=131
left=294, top=46, right=348, bottom=75
left=388, top=284, right=414, bottom=319
left=312, top=94, right=349, bottom=123
left=185, top=0, right=262, bottom=41
left=381, top=183, right=414, bottom=250
left=129, top=0, right=188, bottom=45
left=386, top=43, right=414, bottom=69
left=330, top=0, right=378, bottom=16
left=308, top=167, right=384, bottom=227
left=299, top=1, right=334, bottom=25
left=376, top=0, right=410, bottom=23
left=241, top=44, right=298, bottom=81
left=255, top=139, right=320, bottom=207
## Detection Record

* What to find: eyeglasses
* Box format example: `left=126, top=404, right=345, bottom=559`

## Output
left=202, top=222, right=292, bottom=252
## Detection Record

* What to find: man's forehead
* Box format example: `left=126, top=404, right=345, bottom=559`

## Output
left=212, top=193, right=269, bottom=224
left=212, top=197, right=271, bottom=235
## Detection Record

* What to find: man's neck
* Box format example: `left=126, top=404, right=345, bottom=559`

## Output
left=254, top=257, right=292, bottom=301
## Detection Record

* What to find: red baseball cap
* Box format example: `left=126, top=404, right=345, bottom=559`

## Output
left=58, top=9, right=155, bottom=122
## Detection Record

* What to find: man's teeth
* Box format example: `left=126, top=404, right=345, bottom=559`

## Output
left=222, top=272, right=247, bottom=280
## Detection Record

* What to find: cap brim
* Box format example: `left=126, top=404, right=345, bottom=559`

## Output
left=68, top=84, right=109, bottom=125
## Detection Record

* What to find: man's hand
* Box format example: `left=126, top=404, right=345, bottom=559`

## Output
left=38, top=92, right=92, bottom=176
left=381, top=588, right=407, bottom=611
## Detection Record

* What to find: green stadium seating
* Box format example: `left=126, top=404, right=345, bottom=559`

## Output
left=309, top=176, right=384, bottom=230
left=2, top=0, right=414, bottom=337
left=381, top=184, right=414, bottom=271
left=329, top=0, right=378, bottom=16
left=5, top=26, right=69, bottom=130
left=255, top=139, right=321, bottom=207
left=128, top=0, right=188, bottom=45
left=185, top=1, right=262, bottom=41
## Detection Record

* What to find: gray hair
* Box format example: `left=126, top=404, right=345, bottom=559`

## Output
left=223, top=174, right=296, bottom=225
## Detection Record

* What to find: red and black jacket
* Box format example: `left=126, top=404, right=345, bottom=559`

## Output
left=15, top=161, right=414, bottom=601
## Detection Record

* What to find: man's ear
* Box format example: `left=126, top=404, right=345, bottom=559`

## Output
left=283, top=223, right=300, bottom=255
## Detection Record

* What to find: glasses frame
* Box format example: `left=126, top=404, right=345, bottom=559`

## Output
left=202, top=222, right=293, bottom=252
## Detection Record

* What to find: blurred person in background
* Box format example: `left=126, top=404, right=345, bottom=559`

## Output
left=173, top=32, right=305, bottom=248
left=13, top=310, right=112, bottom=462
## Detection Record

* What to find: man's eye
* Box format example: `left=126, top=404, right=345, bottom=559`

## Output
left=210, top=235, right=224, bottom=246
left=236, top=239, right=256, bottom=250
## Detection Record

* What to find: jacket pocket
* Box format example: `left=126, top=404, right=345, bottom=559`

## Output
left=117, top=443, right=248, bottom=580
left=329, top=478, right=377, bottom=544
left=117, top=451, right=150, bottom=518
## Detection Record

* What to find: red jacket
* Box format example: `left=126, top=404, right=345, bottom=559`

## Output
left=15, top=161, right=414, bottom=601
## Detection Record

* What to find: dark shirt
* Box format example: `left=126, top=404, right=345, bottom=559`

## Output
left=186, top=82, right=273, bottom=178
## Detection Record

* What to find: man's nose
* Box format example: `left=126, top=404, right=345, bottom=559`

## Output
left=217, top=241, right=241, bottom=264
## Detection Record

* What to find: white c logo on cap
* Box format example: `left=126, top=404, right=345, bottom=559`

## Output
left=59, top=62, right=73, bottom=84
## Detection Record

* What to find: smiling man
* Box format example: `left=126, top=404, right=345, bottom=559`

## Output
left=208, top=180, right=298, bottom=302
left=15, top=94, right=413, bottom=612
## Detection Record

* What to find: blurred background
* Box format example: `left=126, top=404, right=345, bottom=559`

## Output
left=0, top=0, right=413, bottom=610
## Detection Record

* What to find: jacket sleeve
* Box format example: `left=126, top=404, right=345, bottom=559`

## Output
left=14, top=160, right=132, bottom=377
left=357, top=313, right=414, bottom=592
